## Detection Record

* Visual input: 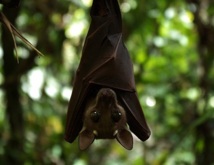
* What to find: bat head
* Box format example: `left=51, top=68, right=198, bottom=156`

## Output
left=79, top=88, right=133, bottom=150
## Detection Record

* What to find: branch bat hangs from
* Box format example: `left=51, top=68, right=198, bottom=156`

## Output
left=64, top=0, right=151, bottom=149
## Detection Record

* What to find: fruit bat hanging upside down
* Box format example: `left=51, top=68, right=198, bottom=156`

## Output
left=64, top=0, right=151, bottom=150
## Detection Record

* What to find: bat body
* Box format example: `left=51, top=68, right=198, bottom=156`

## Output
left=65, top=0, right=150, bottom=149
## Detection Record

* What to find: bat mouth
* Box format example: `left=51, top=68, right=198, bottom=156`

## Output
left=92, top=129, right=118, bottom=139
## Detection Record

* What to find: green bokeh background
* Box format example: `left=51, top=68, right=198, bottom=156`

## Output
left=0, top=0, right=214, bottom=164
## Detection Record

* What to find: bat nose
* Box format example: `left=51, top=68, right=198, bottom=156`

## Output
left=96, top=88, right=117, bottom=105
left=98, top=88, right=116, bottom=98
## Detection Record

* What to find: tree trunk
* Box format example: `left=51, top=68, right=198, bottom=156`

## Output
left=186, top=0, right=214, bottom=164
left=1, top=7, right=25, bottom=164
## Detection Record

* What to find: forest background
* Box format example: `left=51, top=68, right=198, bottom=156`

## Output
left=0, top=0, right=214, bottom=164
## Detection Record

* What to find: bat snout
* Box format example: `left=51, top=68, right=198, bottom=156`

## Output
left=98, top=88, right=115, bottom=97
left=96, top=88, right=117, bottom=106
left=95, top=87, right=114, bottom=98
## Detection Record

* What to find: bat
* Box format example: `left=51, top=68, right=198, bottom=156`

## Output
left=79, top=88, right=133, bottom=150
left=65, top=0, right=151, bottom=149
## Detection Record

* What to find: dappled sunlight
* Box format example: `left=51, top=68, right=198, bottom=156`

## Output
left=209, top=96, right=214, bottom=108
left=61, top=87, right=72, bottom=101
left=146, top=96, right=156, bottom=107
left=22, top=67, right=45, bottom=100
left=45, top=77, right=60, bottom=98
left=65, top=9, right=88, bottom=39
left=81, top=0, right=92, bottom=7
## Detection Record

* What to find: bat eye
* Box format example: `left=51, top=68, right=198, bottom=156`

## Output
left=111, top=111, right=122, bottom=122
left=90, top=111, right=100, bottom=122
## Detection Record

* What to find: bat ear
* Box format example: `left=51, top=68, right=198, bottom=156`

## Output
left=78, top=128, right=95, bottom=150
left=116, top=129, right=133, bottom=150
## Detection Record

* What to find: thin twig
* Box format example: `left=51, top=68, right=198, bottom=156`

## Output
left=0, top=12, right=44, bottom=62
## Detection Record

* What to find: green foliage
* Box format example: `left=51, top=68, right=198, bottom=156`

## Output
left=1, top=0, right=214, bottom=164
